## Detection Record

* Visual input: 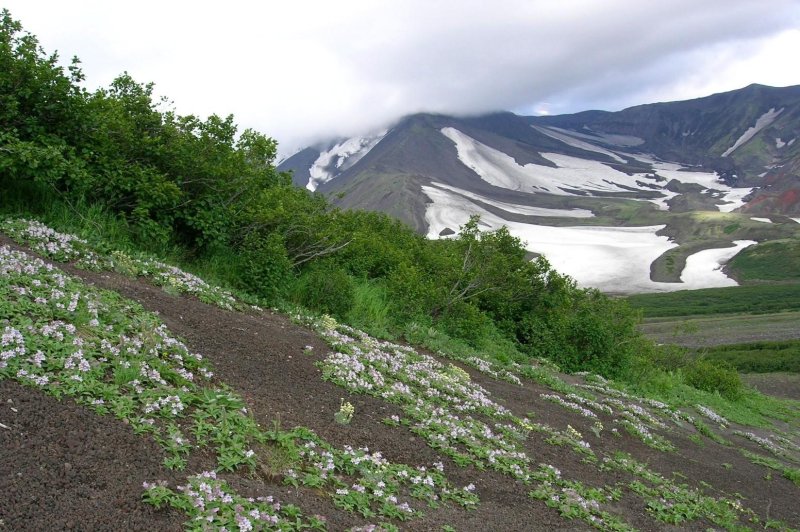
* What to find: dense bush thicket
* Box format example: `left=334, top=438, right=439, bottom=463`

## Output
left=626, top=283, right=800, bottom=317
left=700, top=340, right=800, bottom=374
left=0, top=10, right=642, bottom=377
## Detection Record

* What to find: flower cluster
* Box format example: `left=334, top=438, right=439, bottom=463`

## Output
left=0, top=244, right=239, bottom=470
left=1, top=218, right=241, bottom=311
left=143, top=471, right=324, bottom=530
left=335, top=399, right=355, bottom=424
left=530, top=463, right=632, bottom=531
left=732, top=430, right=793, bottom=459
left=695, top=405, right=728, bottom=428
left=2, top=238, right=484, bottom=527
left=316, top=322, right=533, bottom=479
left=0, top=218, right=97, bottom=263
left=540, top=393, right=600, bottom=419
left=282, top=431, right=479, bottom=520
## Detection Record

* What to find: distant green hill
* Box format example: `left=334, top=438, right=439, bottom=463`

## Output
left=727, top=239, right=800, bottom=281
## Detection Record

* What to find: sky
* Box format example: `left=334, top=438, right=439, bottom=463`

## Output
left=5, top=0, right=800, bottom=158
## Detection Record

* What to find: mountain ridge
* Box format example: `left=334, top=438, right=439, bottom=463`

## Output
left=279, top=83, right=800, bottom=294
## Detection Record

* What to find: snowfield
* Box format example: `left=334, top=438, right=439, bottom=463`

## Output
left=542, top=126, right=645, bottom=147
left=441, top=127, right=646, bottom=196
left=679, top=241, right=757, bottom=289
left=532, top=126, right=626, bottom=162
left=441, top=127, right=754, bottom=212
left=750, top=217, right=773, bottom=223
left=422, top=185, right=753, bottom=294
left=427, top=182, right=594, bottom=218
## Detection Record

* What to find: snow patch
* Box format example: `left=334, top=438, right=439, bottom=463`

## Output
left=442, top=127, right=652, bottom=196
left=623, top=152, right=752, bottom=211
left=421, top=185, right=675, bottom=293
left=443, top=127, right=750, bottom=212
left=776, top=137, right=786, bottom=149
left=307, top=131, right=387, bottom=191
left=716, top=187, right=755, bottom=212
left=551, top=127, right=645, bottom=147
left=679, top=241, right=757, bottom=289
left=750, top=217, right=772, bottom=223
left=532, top=126, right=626, bottom=162
left=721, top=108, right=783, bottom=157
left=427, top=182, right=594, bottom=218
left=792, top=218, right=800, bottom=224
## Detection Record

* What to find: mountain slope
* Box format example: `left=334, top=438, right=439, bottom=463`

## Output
left=279, top=84, right=800, bottom=294
left=532, top=84, right=800, bottom=181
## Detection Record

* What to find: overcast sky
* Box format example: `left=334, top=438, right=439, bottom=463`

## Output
left=6, top=0, right=800, bottom=158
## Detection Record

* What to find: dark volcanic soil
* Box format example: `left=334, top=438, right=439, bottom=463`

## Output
left=1, top=233, right=799, bottom=531
left=0, top=379, right=185, bottom=531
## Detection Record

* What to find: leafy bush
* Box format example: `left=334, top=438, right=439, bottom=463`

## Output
left=292, top=265, right=355, bottom=319
left=238, top=231, right=293, bottom=302
left=438, top=302, right=494, bottom=348
left=646, top=344, right=694, bottom=372
left=683, top=360, right=744, bottom=400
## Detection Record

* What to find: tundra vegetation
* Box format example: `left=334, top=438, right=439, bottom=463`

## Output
left=1, top=10, right=799, bottom=531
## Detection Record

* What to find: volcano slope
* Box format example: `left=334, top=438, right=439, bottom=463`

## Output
left=1, top=220, right=799, bottom=531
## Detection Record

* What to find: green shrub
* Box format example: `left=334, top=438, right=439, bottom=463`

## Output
left=238, top=231, right=293, bottom=302
left=727, top=240, right=800, bottom=281
left=518, top=289, right=639, bottom=379
left=626, top=284, right=800, bottom=317
left=293, top=265, right=355, bottom=319
left=438, top=302, right=494, bottom=348
left=683, top=360, right=744, bottom=400
left=699, top=340, right=800, bottom=373
left=648, top=344, right=694, bottom=372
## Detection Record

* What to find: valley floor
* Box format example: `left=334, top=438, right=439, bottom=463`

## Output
left=639, top=311, right=800, bottom=347
left=742, top=373, right=800, bottom=401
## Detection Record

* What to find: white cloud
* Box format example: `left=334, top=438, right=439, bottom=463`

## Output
left=4, top=0, right=800, bottom=156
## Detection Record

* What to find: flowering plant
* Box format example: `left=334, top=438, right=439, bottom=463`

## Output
left=335, top=398, right=355, bottom=424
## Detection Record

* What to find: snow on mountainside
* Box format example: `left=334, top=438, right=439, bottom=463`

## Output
left=306, top=131, right=387, bottom=191
left=721, top=107, right=783, bottom=157
left=278, top=84, right=800, bottom=294
left=441, top=126, right=754, bottom=212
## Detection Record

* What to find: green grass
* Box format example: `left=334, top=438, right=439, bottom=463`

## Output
left=727, top=240, right=800, bottom=281
left=346, top=279, right=394, bottom=339
left=627, top=284, right=800, bottom=317
left=628, top=372, right=800, bottom=428
left=0, top=186, right=169, bottom=259
left=740, top=450, right=800, bottom=487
